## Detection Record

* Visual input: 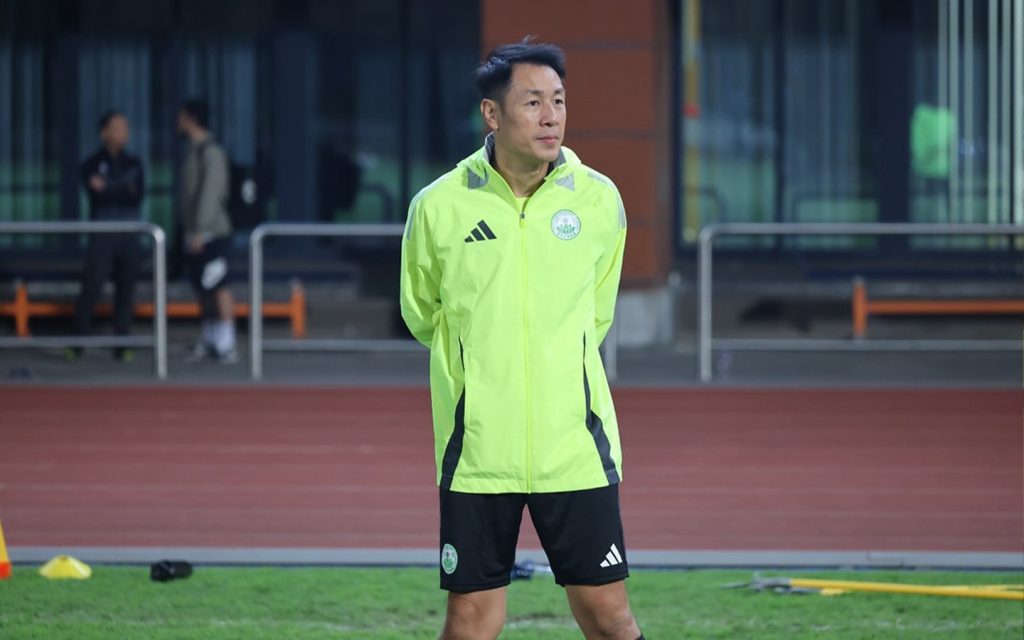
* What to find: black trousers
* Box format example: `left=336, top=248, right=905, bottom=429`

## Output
left=74, top=234, right=142, bottom=336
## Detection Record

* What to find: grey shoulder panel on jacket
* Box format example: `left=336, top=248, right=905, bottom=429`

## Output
left=583, top=168, right=626, bottom=230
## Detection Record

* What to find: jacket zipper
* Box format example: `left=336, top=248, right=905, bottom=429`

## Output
left=519, top=203, right=532, bottom=492
left=495, top=167, right=559, bottom=492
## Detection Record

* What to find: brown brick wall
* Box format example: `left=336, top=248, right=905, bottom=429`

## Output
left=481, top=0, right=674, bottom=288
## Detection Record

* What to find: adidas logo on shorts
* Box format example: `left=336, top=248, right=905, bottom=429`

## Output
left=599, top=543, right=624, bottom=568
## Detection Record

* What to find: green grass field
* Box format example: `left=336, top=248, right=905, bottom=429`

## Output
left=1, top=566, right=1021, bottom=639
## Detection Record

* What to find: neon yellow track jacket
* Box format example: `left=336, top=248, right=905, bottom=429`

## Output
left=400, top=135, right=627, bottom=494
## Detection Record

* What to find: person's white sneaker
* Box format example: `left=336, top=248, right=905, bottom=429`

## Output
left=214, top=348, right=239, bottom=365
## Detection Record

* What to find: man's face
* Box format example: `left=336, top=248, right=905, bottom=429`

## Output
left=484, top=63, right=566, bottom=166
left=102, top=115, right=129, bottom=151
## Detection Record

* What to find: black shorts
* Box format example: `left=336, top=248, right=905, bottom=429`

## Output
left=187, top=236, right=232, bottom=294
left=438, top=484, right=629, bottom=592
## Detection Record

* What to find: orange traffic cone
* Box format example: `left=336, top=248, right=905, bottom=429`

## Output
left=0, top=519, right=11, bottom=579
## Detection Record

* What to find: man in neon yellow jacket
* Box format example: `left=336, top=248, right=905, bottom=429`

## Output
left=401, top=39, right=643, bottom=640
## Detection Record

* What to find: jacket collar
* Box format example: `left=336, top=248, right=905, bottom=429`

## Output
left=463, top=133, right=579, bottom=195
left=482, top=132, right=570, bottom=171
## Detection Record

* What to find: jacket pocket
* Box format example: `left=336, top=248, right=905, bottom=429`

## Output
left=439, top=338, right=466, bottom=489
left=583, top=334, right=620, bottom=484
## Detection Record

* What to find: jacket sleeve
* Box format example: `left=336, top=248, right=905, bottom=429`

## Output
left=400, top=196, right=442, bottom=347
left=594, top=189, right=627, bottom=345
left=80, top=154, right=97, bottom=193
left=196, top=146, right=229, bottom=235
left=101, top=161, right=144, bottom=208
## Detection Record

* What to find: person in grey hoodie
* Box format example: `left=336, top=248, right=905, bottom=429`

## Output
left=177, top=98, right=237, bottom=363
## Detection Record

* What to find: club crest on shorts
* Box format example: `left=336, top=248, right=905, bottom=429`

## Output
left=551, top=210, right=581, bottom=240
left=441, top=543, right=458, bottom=574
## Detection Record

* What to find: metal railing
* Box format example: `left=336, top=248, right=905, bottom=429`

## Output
left=698, top=222, right=1024, bottom=382
left=0, top=221, right=168, bottom=379
left=249, top=223, right=414, bottom=380
left=248, top=222, right=621, bottom=382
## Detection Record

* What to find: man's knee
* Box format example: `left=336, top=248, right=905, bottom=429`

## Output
left=441, top=591, right=505, bottom=640
left=590, top=605, right=639, bottom=640
left=567, top=582, right=641, bottom=640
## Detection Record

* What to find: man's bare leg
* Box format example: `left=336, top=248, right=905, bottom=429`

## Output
left=566, top=581, right=641, bottom=640
left=216, top=287, right=234, bottom=322
left=440, top=587, right=507, bottom=640
left=210, top=287, right=236, bottom=357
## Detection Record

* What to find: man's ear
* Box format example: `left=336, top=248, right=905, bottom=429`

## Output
left=480, top=99, right=500, bottom=132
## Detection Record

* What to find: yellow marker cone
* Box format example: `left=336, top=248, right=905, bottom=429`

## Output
left=789, top=577, right=1024, bottom=602
left=0, top=519, right=10, bottom=579
left=39, top=555, right=92, bottom=580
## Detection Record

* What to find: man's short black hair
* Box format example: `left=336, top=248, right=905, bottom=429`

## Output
left=474, top=37, right=566, bottom=104
left=97, top=109, right=123, bottom=132
left=179, top=98, right=210, bottom=130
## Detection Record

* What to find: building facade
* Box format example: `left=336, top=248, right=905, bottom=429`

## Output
left=1, top=0, right=1022, bottom=342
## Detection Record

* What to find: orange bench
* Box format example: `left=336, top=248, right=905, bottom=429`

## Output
left=852, top=277, right=1024, bottom=339
left=0, top=280, right=306, bottom=339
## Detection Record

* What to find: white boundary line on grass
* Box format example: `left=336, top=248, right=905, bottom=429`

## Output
left=9, top=547, right=1023, bottom=570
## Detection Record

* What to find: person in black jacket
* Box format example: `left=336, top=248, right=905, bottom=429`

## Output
left=71, top=110, right=145, bottom=362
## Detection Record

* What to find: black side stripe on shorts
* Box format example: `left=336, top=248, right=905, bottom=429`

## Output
left=440, top=339, right=467, bottom=489
left=583, top=335, right=620, bottom=484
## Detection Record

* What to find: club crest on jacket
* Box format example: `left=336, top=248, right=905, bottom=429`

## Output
left=551, top=210, right=581, bottom=240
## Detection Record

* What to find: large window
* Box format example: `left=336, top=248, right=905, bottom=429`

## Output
left=910, top=0, right=1023, bottom=249
left=0, top=3, right=59, bottom=249
left=0, top=0, right=480, bottom=259
left=678, top=0, right=1023, bottom=254
left=310, top=0, right=480, bottom=224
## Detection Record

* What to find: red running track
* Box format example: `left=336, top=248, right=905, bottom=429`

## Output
left=0, top=387, right=1021, bottom=552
